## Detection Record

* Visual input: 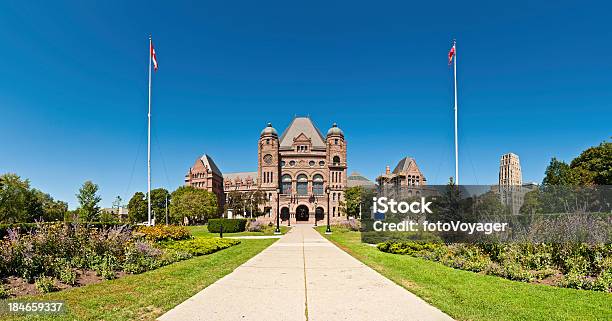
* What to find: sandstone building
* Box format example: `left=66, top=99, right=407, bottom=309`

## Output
left=498, top=152, right=523, bottom=214
left=185, top=117, right=347, bottom=224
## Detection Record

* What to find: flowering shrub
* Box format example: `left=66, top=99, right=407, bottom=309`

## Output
left=335, top=219, right=361, bottom=231
left=378, top=241, right=612, bottom=292
left=135, top=225, right=192, bottom=242
left=0, top=222, right=236, bottom=296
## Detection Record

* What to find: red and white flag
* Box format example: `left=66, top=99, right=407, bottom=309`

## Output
left=448, top=42, right=455, bottom=65
left=151, top=41, right=158, bottom=71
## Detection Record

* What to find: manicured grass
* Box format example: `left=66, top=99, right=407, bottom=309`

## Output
left=187, top=225, right=290, bottom=238
left=316, top=227, right=612, bottom=321
left=2, top=238, right=276, bottom=321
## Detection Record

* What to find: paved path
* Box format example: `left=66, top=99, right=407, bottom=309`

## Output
left=158, top=225, right=453, bottom=321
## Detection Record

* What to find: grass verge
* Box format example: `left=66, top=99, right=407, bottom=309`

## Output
left=316, top=226, right=612, bottom=321
left=187, top=225, right=290, bottom=238
left=2, top=239, right=276, bottom=321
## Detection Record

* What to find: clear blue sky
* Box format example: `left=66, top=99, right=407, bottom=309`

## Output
left=1, top=1, right=610, bottom=209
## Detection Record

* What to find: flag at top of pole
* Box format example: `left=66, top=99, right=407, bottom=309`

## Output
left=150, top=40, right=158, bottom=71
left=449, top=39, right=459, bottom=185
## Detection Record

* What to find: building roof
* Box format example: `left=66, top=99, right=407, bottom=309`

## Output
left=199, top=154, right=223, bottom=176
left=347, top=172, right=376, bottom=188
left=392, top=157, right=417, bottom=174
left=279, top=116, right=326, bottom=148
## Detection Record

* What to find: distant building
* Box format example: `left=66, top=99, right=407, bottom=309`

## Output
left=498, top=152, right=523, bottom=214
left=377, top=157, right=426, bottom=189
left=347, top=172, right=376, bottom=189
left=184, top=116, right=348, bottom=224
left=100, top=206, right=129, bottom=222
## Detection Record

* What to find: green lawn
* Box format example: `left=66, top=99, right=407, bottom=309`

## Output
left=316, top=226, right=612, bottom=321
left=187, top=224, right=290, bottom=238
left=2, top=238, right=276, bottom=321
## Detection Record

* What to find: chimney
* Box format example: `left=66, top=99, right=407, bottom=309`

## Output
left=385, top=165, right=390, bottom=175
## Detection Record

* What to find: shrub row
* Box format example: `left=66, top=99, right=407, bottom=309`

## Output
left=207, top=219, right=247, bottom=233
left=377, top=241, right=612, bottom=292
left=135, top=225, right=192, bottom=242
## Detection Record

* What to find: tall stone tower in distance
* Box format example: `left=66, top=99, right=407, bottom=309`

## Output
left=498, top=152, right=523, bottom=214
left=499, top=153, right=522, bottom=186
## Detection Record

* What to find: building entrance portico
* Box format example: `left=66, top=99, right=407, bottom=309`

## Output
left=295, top=205, right=309, bottom=221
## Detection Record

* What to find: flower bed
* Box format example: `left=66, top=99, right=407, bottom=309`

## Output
left=377, top=241, right=612, bottom=292
left=0, top=223, right=238, bottom=297
left=135, top=225, right=192, bottom=242
left=163, top=238, right=240, bottom=256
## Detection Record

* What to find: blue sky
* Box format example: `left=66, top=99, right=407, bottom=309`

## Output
left=1, top=1, right=610, bottom=208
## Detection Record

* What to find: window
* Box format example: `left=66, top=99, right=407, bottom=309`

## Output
left=289, top=160, right=296, bottom=166
left=309, top=160, right=315, bottom=167
left=281, top=161, right=285, bottom=167
left=319, top=161, right=325, bottom=166
left=281, top=175, right=292, bottom=194
left=297, top=174, right=308, bottom=195
left=333, top=156, right=340, bottom=165
left=313, top=174, right=324, bottom=195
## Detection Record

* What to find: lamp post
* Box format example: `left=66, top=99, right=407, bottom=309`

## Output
left=313, top=195, right=318, bottom=227
left=274, top=188, right=281, bottom=235
left=325, top=187, right=332, bottom=234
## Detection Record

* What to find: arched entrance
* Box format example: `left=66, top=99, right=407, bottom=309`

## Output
left=280, top=207, right=289, bottom=221
left=296, top=205, right=309, bottom=221
left=315, top=207, right=324, bottom=221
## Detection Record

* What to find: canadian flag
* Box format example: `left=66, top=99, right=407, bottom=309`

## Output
left=448, top=42, right=455, bottom=65
left=151, top=41, right=158, bottom=71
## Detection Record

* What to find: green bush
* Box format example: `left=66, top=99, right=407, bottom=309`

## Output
left=164, top=238, right=240, bottom=256
left=0, top=284, right=10, bottom=299
left=207, top=219, right=247, bottom=233
left=34, top=276, right=57, bottom=293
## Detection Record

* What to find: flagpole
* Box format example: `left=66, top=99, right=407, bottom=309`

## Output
left=147, top=35, right=152, bottom=225
left=453, top=40, right=459, bottom=185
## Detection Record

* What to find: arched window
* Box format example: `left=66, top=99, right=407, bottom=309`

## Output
left=333, top=156, right=340, bottom=165
left=281, top=174, right=292, bottom=194
left=297, top=174, right=308, bottom=195
left=313, top=174, right=324, bottom=195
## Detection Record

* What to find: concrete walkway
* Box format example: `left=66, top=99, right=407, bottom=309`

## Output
left=158, top=224, right=453, bottom=321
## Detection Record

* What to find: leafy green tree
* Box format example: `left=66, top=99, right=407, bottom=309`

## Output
left=0, top=173, right=40, bottom=223
left=127, top=192, right=147, bottom=223
left=76, top=181, right=101, bottom=222
left=342, top=186, right=364, bottom=218
left=150, top=188, right=170, bottom=222
left=170, top=186, right=218, bottom=225
left=32, top=189, right=67, bottom=221
left=519, top=189, right=542, bottom=215
left=542, top=158, right=575, bottom=186
left=570, top=141, right=611, bottom=185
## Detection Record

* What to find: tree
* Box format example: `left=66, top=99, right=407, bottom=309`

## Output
left=76, top=181, right=101, bottom=222
left=127, top=192, right=147, bottom=223
left=542, top=158, right=575, bottom=186
left=150, top=188, right=170, bottom=222
left=519, top=189, right=542, bottom=215
left=170, top=186, right=218, bottom=225
left=342, top=186, right=364, bottom=218
left=32, top=189, right=67, bottom=221
left=570, top=141, right=612, bottom=185
left=0, top=173, right=40, bottom=223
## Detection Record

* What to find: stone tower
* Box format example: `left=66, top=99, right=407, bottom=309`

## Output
left=326, top=123, right=347, bottom=218
left=499, top=152, right=523, bottom=215
left=258, top=123, right=280, bottom=190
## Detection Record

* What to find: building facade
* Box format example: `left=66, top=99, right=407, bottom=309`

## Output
left=185, top=116, right=347, bottom=224
left=377, top=157, right=426, bottom=191
left=498, top=152, right=523, bottom=214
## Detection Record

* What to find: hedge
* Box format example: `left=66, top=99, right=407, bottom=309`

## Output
left=207, top=219, right=247, bottom=233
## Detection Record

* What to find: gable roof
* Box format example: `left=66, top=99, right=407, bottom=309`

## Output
left=199, top=154, right=223, bottom=176
left=347, top=172, right=376, bottom=188
left=393, top=157, right=417, bottom=174
left=279, top=117, right=326, bottom=148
